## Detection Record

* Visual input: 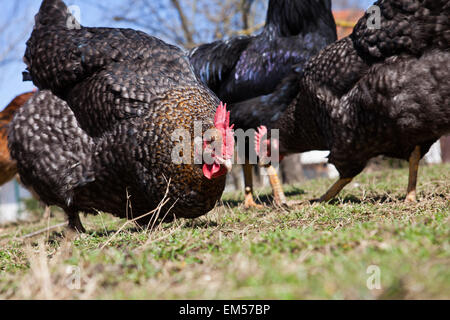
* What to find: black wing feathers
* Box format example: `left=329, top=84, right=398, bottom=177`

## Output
left=189, top=36, right=252, bottom=92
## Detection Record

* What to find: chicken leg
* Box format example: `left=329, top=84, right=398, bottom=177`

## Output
left=67, top=211, right=86, bottom=234
left=405, top=145, right=421, bottom=203
left=43, top=206, right=52, bottom=219
left=315, top=177, right=353, bottom=202
left=243, top=163, right=263, bottom=209
left=265, top=165, right=287, bottom=207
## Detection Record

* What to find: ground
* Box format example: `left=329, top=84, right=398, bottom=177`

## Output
left=0, top=164, right=449, bottom=299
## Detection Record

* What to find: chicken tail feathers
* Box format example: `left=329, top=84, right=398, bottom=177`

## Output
left=34, top=0, right=75, bottom=30
left=25, top=0, right=83, bottom=92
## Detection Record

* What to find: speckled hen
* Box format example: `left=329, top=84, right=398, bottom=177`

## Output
left=8, top=0, right=234, bottom=233
left=255, top=0, right=450, bottom=202
left=189, top=0, right=337, bottom=208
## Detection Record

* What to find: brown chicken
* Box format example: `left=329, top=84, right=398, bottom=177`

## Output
left=9, top=0, right=234, bottom=233
left=0, top=92, right=34, bottom=186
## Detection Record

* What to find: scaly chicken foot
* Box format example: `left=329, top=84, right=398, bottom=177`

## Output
left=243, top=163, right=263, bottom=209
left=265, top=165, right=288, bottom=207
left=405, top=145, right=421, bottom=203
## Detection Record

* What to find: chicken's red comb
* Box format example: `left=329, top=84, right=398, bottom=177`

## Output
left=255, top=125, right=268, bottom=156
left=215, top=102, right=234, bottom=159
left=214, top=102, right=231, bottom=130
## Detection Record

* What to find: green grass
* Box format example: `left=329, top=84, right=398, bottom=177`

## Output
left=0, top=164, right=449, bottom=299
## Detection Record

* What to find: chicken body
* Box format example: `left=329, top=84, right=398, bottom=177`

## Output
left=259, top=0, right=450, bottom=201
left=189, top=0, right=337, bottom=207
left=9, top=0, right=232, bottom=232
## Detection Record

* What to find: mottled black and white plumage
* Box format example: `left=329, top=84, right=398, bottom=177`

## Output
left=9, top=0, right=232, bottom=232
left=258, top=0, right=450, bottom=200
left=189, top=0, right=337, bottom=130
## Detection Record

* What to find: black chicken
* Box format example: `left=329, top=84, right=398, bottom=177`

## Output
left=255, top=0, right=450, bottom=202
left=189, top=0, right=337, bottom=208
left=8, top=0, right=234, bottom=233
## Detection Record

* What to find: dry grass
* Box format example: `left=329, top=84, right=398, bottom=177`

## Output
left=0, top=164, right=449, bottom=299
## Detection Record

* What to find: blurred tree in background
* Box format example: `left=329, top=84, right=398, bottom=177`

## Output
left=94, top=0, right=267, bottom=48
left=0, top=1, right=35, bottom=77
